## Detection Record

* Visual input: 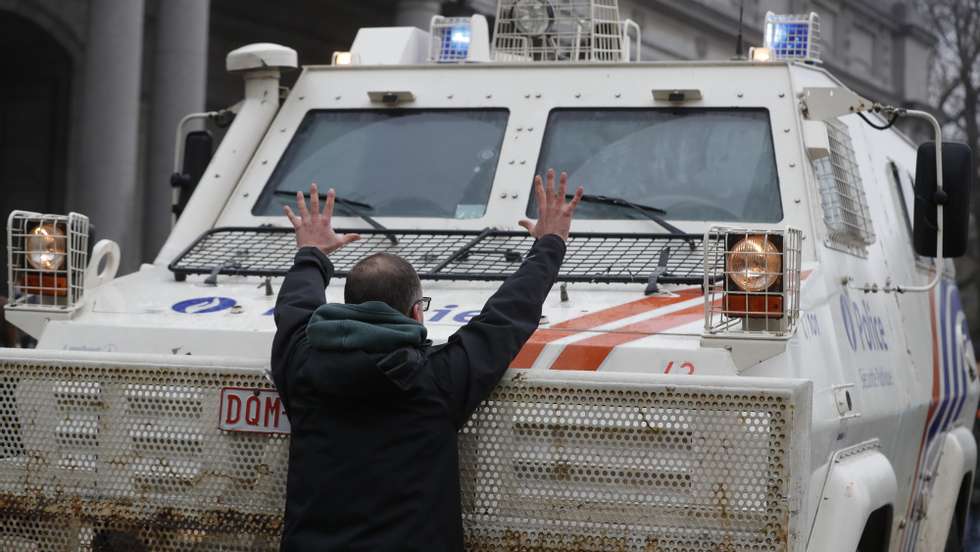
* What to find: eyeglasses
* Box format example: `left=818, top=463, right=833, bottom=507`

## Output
left=414, top=296, right=431, bottom=312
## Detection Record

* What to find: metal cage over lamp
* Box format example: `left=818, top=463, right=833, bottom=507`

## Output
left=7, top=211, right=89, bottom=311
left=704, top=226, right=802, bottom=336
left=492, top=0, right=639, bottom=62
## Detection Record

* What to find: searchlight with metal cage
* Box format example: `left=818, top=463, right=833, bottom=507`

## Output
left=704, top=227, right=802, bottom=336
left=6, top=211, right=89, bottom=311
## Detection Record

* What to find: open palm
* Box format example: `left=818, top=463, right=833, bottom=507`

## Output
left=283, top=183, right=361, bottom=255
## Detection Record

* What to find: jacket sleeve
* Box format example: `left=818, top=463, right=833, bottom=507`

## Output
left=271, top=246, right=334, bottom=407
left=430, top=234, right=566, bottom=428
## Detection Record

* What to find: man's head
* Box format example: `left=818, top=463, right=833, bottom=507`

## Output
left=345, top=253, right=424, bottom=322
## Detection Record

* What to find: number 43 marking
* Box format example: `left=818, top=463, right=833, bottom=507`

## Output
left=664, top=361, right=695, bottom=374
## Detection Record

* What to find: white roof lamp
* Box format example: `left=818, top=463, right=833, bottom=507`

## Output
left=801, top=86, right=949, bottom=293
left=350, top=27, right=431, bottom=65
left=226, top=43, right=298, bottom=72
left=750, top=11, right=821, bottom=64
left=429, top=15, right=491, bottom=63
left=492, top=0, right=640, bottom=63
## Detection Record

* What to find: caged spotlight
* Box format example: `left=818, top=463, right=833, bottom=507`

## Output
left=763, top=11, right=821, bottom=63
left=429, top=15, right=491, bottom=63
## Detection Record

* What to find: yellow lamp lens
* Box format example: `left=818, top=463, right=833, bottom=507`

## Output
left=25, top=224, right=67, bottom=271
left=750, top=46, right=773, bottom=62
left=728, top=235, right=781, bottom=291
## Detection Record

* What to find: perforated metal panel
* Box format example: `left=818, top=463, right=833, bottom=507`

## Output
left=0, top=352, right=807, bottom=551
left=0, top=352, right=286, bottom=551
left=461, top=373, right=807, bottom=551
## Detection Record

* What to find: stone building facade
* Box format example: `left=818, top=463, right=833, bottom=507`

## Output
left=0, top=0, right=936, bottom=279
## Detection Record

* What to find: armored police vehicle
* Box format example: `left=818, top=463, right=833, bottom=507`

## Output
left=1, top=2, right=976, bottom=550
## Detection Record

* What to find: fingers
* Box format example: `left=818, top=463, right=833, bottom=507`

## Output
left=533, top=175, right=546, bottom=215
left=283, top=205, right=301, bottom=227
left=309, top=183, right=320, bottom=219
left=558, top=171, right=568, bottom=205
left=324, top=188, right=336, bottom=224
left=295, top=190, right=310, bottom=220
left=518, top=219, right=535, bottom=233
left=565, top=186, right=584, bottom=214
left=340, top=233, right=361, bottom=245
left=545, top=168, right=556, bottom=207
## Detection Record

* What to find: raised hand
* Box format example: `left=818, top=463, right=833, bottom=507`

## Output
left=519, top=169, right=583, bottom=242
left=283, top=183, right=361, bottom=255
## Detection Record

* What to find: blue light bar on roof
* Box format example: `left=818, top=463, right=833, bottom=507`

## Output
left=764, top=11, right=821, bottom=63
left=439, top=25, right=472, bottom=61
left=429, top=15, right=491, bottom=63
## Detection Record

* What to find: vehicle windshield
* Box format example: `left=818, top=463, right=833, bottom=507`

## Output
left=252, top=109, right=509, bottom=218
left=527, top=108, right=782, bottom=222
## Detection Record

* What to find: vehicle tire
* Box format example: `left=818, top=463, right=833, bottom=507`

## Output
left=945, top=512, right=964, bottom=552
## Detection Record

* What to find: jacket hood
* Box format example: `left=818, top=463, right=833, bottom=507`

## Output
left=307, top=301, right=427, bottom=353
left=303, top=302, right=428, bottom=398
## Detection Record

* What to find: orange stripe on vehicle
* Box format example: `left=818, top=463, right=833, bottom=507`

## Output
left=509, top=289, right=702, bottom=368
left=549, top=303, right=707, bottom=371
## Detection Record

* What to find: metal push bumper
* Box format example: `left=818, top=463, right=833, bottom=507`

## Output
left=0, top=350, right=810, bottom=551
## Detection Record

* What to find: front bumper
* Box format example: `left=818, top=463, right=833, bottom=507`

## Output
left=0, top=349, right=810, bottom=551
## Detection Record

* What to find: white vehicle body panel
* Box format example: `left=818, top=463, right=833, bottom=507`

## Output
left=2, top=51, right=977, bottom=551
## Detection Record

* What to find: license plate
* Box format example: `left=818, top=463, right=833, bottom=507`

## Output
left=219, top=387, right=291, bottom=434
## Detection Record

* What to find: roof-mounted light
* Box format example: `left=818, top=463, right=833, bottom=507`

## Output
left=763, top=11, right=821, bottom=63
left=510, top=0, right=554, bottom=35
left=429, top=15, right=491, bottom=63
left=331, top=51, right=357, bottom=65
left=748, top=46, right=773, bottom=62
left=492, top=0, right=639, bottom=63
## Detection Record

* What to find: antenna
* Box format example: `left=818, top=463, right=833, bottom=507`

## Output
left=735, top=0, right=745, bottom=58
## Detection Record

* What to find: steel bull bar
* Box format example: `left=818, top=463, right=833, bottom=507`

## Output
left=0, top=349, right=810, bottom=551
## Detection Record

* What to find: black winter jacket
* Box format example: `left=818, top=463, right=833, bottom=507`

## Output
left=270, top=235, right=566, bottom=551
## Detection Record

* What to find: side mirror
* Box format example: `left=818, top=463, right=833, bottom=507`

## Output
left=913, top=142, right=974, bottom=257
left=171, top=130, right=213, bottom=218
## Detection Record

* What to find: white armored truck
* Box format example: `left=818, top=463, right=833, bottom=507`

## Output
left=1, top=2, right=977, bottom=551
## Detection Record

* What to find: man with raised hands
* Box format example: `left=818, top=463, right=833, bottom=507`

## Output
left=272, top=170, right=583, bottom=551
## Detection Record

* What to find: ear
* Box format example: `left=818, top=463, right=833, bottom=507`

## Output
left=410, top=302, right=424, bottom=324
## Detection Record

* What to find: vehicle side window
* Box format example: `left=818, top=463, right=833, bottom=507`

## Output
left=886, top=160, right=913, bottom=238
left=812, top=120, right=876, bottom=256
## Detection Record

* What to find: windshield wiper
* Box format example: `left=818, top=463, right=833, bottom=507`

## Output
left=567, top=193, right=696, bottom=251
left=275, top=191, right=398, bottom=245
left=431, top=227, right=495, bottom=273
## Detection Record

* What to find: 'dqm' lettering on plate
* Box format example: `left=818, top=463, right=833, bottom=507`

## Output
left=219, top=387, right=291, bottom=434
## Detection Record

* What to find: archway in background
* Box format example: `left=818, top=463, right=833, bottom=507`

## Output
left=0, top=10, right=72, bottom=293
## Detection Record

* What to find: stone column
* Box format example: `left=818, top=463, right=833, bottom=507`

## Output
left=143, top=0, right=210, bottom=262
left=395, top=0, right=441, bottom=29
left=73, top=0, right=145, bottom=273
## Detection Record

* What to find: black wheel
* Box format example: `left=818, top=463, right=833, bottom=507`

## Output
left=945, top=511, right=964, bottom=552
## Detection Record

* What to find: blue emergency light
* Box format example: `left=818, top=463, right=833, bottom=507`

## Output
left=438, top=25, right=472, bottom=62
left=764, top=11, right=821, bottom=63
left=429, top=15, right=491, bottom=63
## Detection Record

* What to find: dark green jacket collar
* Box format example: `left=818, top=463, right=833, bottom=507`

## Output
left=306, top=301, right=427, bottom=353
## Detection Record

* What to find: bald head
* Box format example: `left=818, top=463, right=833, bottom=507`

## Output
left=345, top=253, right=422, bottom=316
